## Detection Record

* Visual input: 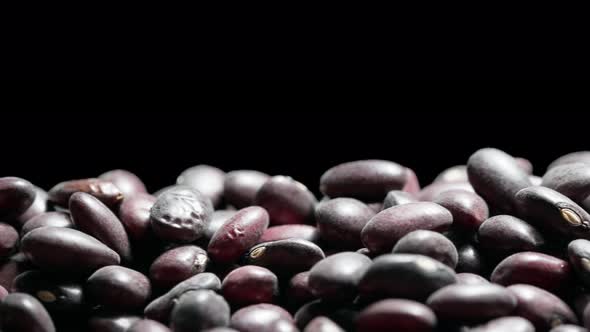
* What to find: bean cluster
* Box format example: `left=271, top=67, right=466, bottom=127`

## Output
left=3, top=148, right=590, bottom=332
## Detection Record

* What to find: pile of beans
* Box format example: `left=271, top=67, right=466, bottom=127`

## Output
left=5, top=148, right=590, bottom=332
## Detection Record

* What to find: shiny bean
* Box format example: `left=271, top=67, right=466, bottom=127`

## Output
left=548, top=151, right=590, bottom=170
left=315, top=198, right=375, bottom=249
left=0, top=252, right=31, bottom=290
left=87, top=314, right=140, bottom=332
left=308, top=252, right=371, bottom=302
left=403, top=167, right=421, bottom=194
left=208, top=206, right=269, bottom=264
left=478, top=215, right=545, bottom=255
left=433, top=190, right=489, bottom=232
left=205, top=210, right=237, bottom=240
left=171, top=289, right=231, bottom=332
left=0, top=222, right=18, bottom=258
left=221, top=265, right=278, bottom=307
left=568, top=239, right=590, bottom=287
left=20, top=212, right=73, bottom=236
left=361, top=202, right=453, bottom=254
left=392, top=230, right=458, bottom=268
left=0, top=292, right=56, bottom=332
left=542, top=163, right=590, bottom=203
left=356, top=299, right=437, bottom=332
left=259, top=224, right=320, bottom=244
left=418, top=181, right=474, bottom=202
left=435, top=165, right=469, bottom=183
left=255, top=176, right=317, bottom=226
left=15, top=186, right=48, bottom=226
left=287, top=272, right=316, bottom=309
left=0, top=177, right=36, bottom=217
left=127, top=319, right=171, bottom=332
left=456, top=244, right=487, bottom=275
left=319, top=160, right=407, bottom=201
left=382, top=190, right=417, bottom=209
left=177, top=165, right=225, bottom=207
left=86, top=265, right=151, bottom=311
left=244, top=239, right=325, bottom=275
left=149, top=245, right=208, bottom=289
left=224, top=170, right=270, bottom=209
left=0, top=285, right=7, bottom=300
left=118, top=193, right=157, bottom=243
left=455, top=272, right=489, bottom=285
left=304, top=316, right=344, bottom=332
left=48, top=178, right=123, bottom=208
left=13, top=270, right=84, bottom=315
left=99, top=169, right=147, bottom=198
left=549, top=325, right=588, bottom=332
left=231, top=303, right=296, bottom=332
left=468, top=316, right=535, bottom=332
left=294, top=300, right=356, bottom=331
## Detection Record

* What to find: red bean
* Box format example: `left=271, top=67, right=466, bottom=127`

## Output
left=255, top=176, right=317, bottom=226
left=224, top=170, right=270, bottom=209
left=149, top=245, right=208, bottom=289
left=221, top=265, right=278, bottom=307
left=48, top=178, right=123, bottom=208
left=99, top=169, right=147, bottom=198
left=356, top=299, right=437, bottom=332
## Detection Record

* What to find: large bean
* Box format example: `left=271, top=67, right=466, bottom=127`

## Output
left=0, top=253, right=31, bottom=290
left=0, top=292, right=56, bottom=332
left=87, top=314, right=140, bottom=332
left=13, top=270, right=84, bottom=315
left=433, top=190, right=489, bottom=232
left=567, top=239, right=590, bottom=287
left=418, top=181, right=474, bottom=201
left=478, top=215, right=545, bottom=255
left=255, top=176, right=317, bottom=226
left=304, top=316, right=344, bottom=332
left=435, top=165, right=468, bottom=183
left=548, top=151, right=590, bottom=170
left=308, top=252, right=371, bottom=302
left=171, top=289, right=231, bottom=332
left=294, top=300, right=356, bottom=331
left=149, top=245, right=208, bottom=289
left=392, top=230, right=458, bottom=268
left=205, top=210, right=237, bottom=240
left=177, top=165, right=225, bottom=208
left=0, top=177, right=36, bottom=217
left=99, top=169, right=147, bottom=198
left=382, top=190, right=417, bottom=209
left=224, top=170, right=270, bottom=209
left=356, top=299, right=437, bottom=332
left=543, top=163, right=590, bottom=202
left=117, top=193, right=156, bottom=243
left=231, top=303, right=296, bottom=332
left=244, top=239, right=325, bottom=275
left=221, top=265, right=279, bottom=307
left=21, top=212, right=73, bottom=236
left=287, top=272, right=316, bottom=309
left=361, top=202, right=453, bottom=254
left=86, top=265, right=151, bottom=311
left=127, top=319, right=171, bottom=332
left=48, top=178, right=123, bottom=208
left=15, top=186, right=48, bottom=226
left=315, top=198, right=374, bottom=249
left=259, top=224, right=320, bottom=244
left=468, top=316, right=535, bottom=332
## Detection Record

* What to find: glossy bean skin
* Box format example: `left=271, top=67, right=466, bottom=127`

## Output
left=315, top=198, right=375, bottom=249
left=21, top=227, right=120, bottom=274
left=320, top=160, right=407, bottom=201
left=392, top=230, right=458, bottom=268
left=243, top=239, right=325, bottom=276
left=222, top=265, right=279, bottom=307
left=548, top=151, right=590, bottom=170
left=150, top=185, right=213, bottom=243
left=356, top=299, right=437, bottom=332
left=149, top=245, right=208, bottom=289
left=468, top=316, right=535, bottom=332
left=259, top=224, right=320, bottom=244
left=0, top=222, right=18, bottom=258
left=543, top=163, right=590, bottom=203
left=255, top=176, right=317, bottom=226
left=13, top=270, right=84, bottom=315
left=508, top=284, right=578, bottom=331
left=0, top=292, right=56, bottom=332
left=48, top=178, right=123, bottom=208
left=21, top=212, right=73, bottom=236
left=308, top=252, right=371, bottom=302
left=403, top=167, right=421, bottom=194
left=127, top=319, right=171, bottom=332
left=87, top=314, right=140, bottom=332
left=426, top=284, right=517, bottom=323
left=549, top=325, right=588, bottom=332
left=15, top=186, right=48, bottom=226
left=515, top=186, right=590, bottom=240
left=0, top=177, right=36, bottom=217
left=382, top=190, right=417, bottom=209
left=0, top=253, right=31, bottom=290
left=361, top=202, right=453, bottom=254
left=418, top=182, right=474, bottom=202
left=456, top=244, right=487, bottom=275
left=478, top=215, right=545, bottom=256
left=205, top=210, right=237, bottom=240
left=144, top=272, right=221, bottom=323
left=69, top=192, right=132, bottom=262
left=287, top=272, right=316, bottom=309
left=358, top=254, right=456, bottom=301
left=99, top=169, right=147, bottom=198
left=208, top=206, right=269, bottom=264
left=203, top=328, right=240, bottom=332
left=435, top=165, right=469, bottom=183
left=304, top=316, right=344, bottom=332
left=0, top=285, right=7, bottom=300
left=568, top=239, right=590, bottom=287
left=433, top=190, right=489, bottom=232
left=231, top=303, right=296, bottom=332
left=117, top=193, right=157, bottom=243
left=171, top=289, right=231, bottom=332
left=491, top=252, right=571, bottom=293
left=294, top=300, right=356, bottom=331
left=177, top=165, right=226, bottom=207
left=456, top=273, right=489, bottom=285
left=224, top=170, right=270, bottom=209
left=86, top=266, right=151, bottom=311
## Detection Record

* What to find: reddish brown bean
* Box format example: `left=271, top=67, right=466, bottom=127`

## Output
left=308, top=252, right=371, bottom=302
left=315, top=198, right=375, bottom=249
left=255, top=176, right=317, bottom=226
left=0, top=292, right=56, bottom=332
left=287, top=272, right=316, bottom=308
left=478, top=215, right=545, bottom=255
left=48, top=178, right=123, bottom=208
left=222, top=265, right=279, bottom=307
left=0, top=177, right=36, bottom=218
left=244, top=239, right=325, bottom=276
left=382, top=190, right=417, bottom=209
left=99, top=169, right=147, bottom=198
left=230, top=304, right=295, bottom=332
left=86, top=266, right=151, bottom=311
left=0, top=222, right=18, bottom=258
left=224, top=170, right=270, bottom=209
left=469, top=316, right=535, bottom=332
left=418, top=181, right=474, bottom=201
left=20, top=212, right=73, bottom=236
left=259, top=224, right=320, bottom=244
left=118, top=193, right=156, bottom=243
left=356, top=299, right=437, bottom=332
left=149, top=245, right=209, bottom=289
left=15, top=186, right=48, bottom=226
left=433, top=190, right=489, bottom=232
left=304, top=316, right=345, bottom=332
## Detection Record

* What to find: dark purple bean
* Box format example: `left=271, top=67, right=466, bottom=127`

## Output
left=127, top=319, right=171, bottom=332
left=433, top=190, right=489, bottom=232
left=308, top=252, right=371, bottom=302
left=99, top=169, right=147, bottom=198
left=403, top=167, right=421, bottom=194
left=456, top=272, right=489, bottom=285
left=491, top=252, right=571, bottom=293
left=543, top=163, right=590, bottom=203
left=382, top=190, right=417, bottom=209
left=150, top=185, right=213, bottom=243
left=456, top=244, right=486, bottom=275
left=144, top=272, right=221, bottom=323
left=0, top=222, right=18, bottom=258
left=208, top=206, right=269, bottom=264
left=478, top=215, right=545, bottom=255
left=550, top=325, right=588, bottom=332
left=88, top=314, right=140, bottom=332
left=231, top=303, right=295, bottom=332
left=320, top=160, right=407, bottom=201
left=0, top=285, right=7, bottom=300
left=86, top=265, right=151, bottom=311
left=244, top=239, right=325, bottom=275
left=259, top=224, right=320, bottom=244
left=177, top=165, right=225, bottom=207
left=361, top=202, right=453, bottom=254
left=467, top=148, right=532, bottom=214
left=426, top=284, right=516, bottom=323
left=69, top=192, right=132, bottom=262
left=48, top=178, right=123, bottom=208
left=206, top=210, right=237, bottom=240
left=149, top=245, right=208, bottom=289
left=0, top=292, right=56, bottom=332
left=0, top=253, right=31, bottom=290
left=224, top=170, right=270, bottom=209
left=468, top=316, right=535, bottom=332
left=21, top=227, right=120, bottom=274
left=508, top=284, right=578, bottom=331
left=418, top=181, right=474, bottom=201
left=294, top=300, right=356, bottom=331
left=568, top=239, right=590, bottom=287
left=356, top=299, right=437, bottom=332
left=221, top=265, right=278, bottom=307
left=21, top=212, right=73, bottom=236
left=516, top=186, right=590, bottom=240
left=358, top=254, right=456, bottom=301
left=315, top=198, right=374, bottom=249
left=0, top=177, right=36, bottom=217
left=13, top=270, right=84, bottom=314
left=304, top=316, right=344, bottom=332
left=118, top=193, right=156, bottom=243
left=548, top=151, right=590, bottom=170
left=392, top=230, right=458, bottom=268
left=516, top=157, right=534, bottom=174
left=171, top=289, right=231, bottom=332
left=255, top=176, right=317, bottom=226
left=287, top=272, right=316, bottom=308
left=203, top=328, right=240, bottom=332
left=435, top=165, right=468, bottom=183
left=15, top=186, right=48, bottom=226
